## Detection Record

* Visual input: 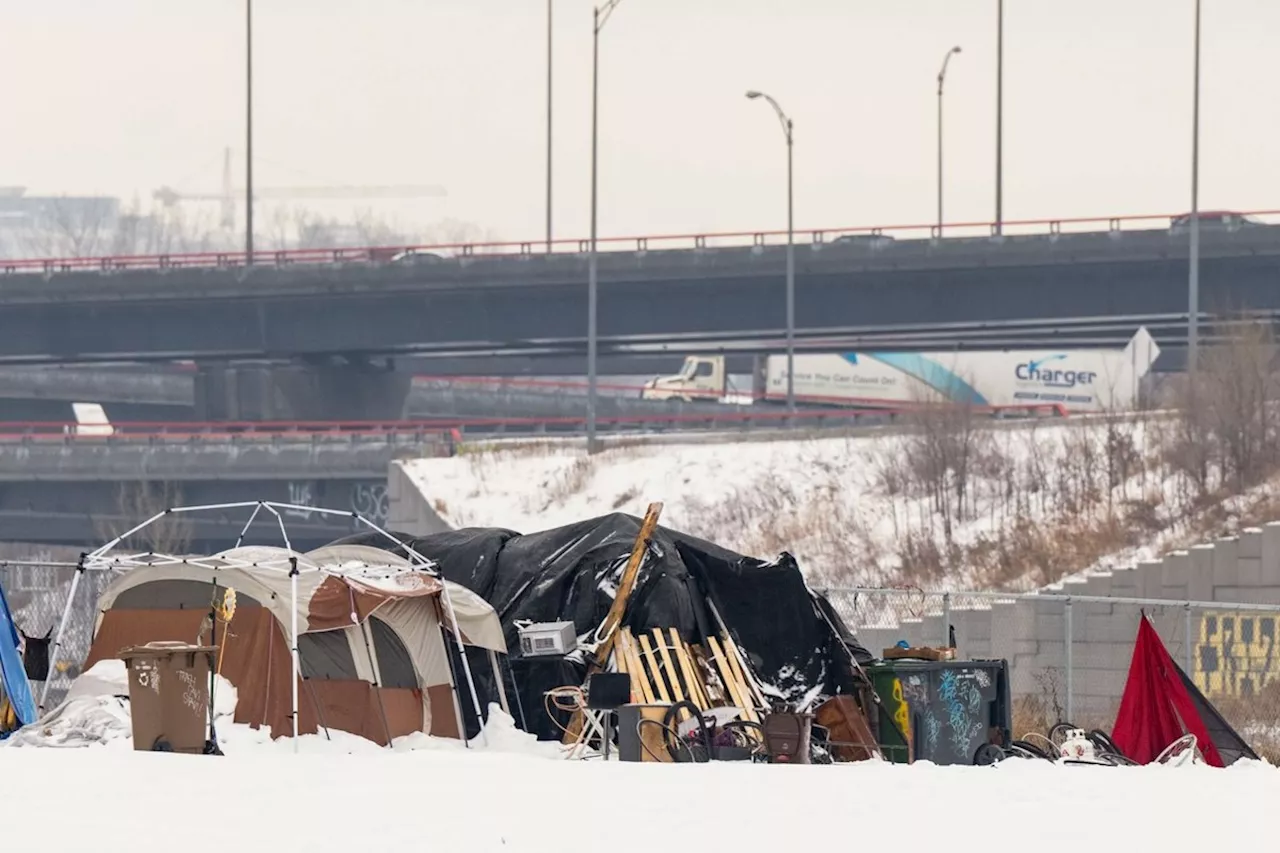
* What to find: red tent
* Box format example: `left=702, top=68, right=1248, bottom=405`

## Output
left=1112, top=615, right=1256, bottom=766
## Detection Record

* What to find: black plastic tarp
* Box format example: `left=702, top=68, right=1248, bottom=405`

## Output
left=333, top=513, right=871, bottom=740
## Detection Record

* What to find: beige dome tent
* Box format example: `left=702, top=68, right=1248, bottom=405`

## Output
left=56, top=503, right=509, bottom=747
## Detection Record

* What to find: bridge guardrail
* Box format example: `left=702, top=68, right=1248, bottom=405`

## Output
left=0, top=403, right=1070, bottom=445
left=2, top=208, right=1278, bottom=275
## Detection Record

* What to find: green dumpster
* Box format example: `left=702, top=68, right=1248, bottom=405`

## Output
left=867, top=659, right=1011, bottom=766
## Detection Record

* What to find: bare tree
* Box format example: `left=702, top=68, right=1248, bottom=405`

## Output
left=94, top=481, right=194, bottom=555
left=1168, top=320, right=1280, bottom=496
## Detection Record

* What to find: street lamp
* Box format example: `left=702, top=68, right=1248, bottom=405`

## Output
left=545, top=0, right=554, bottom=254
left=245, top=0, right=255, bottom=265
left=1188, top=0, right=1202, bottom=378
left=586, top=0, right=625, bottom=455
left=995, top=0, right=1003, bottom=235
left=746, top=90, right=795, bottom=413
left=936, top=46, right=962, bottom=236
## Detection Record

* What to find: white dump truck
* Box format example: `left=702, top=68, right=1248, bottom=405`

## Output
left=640, top=328, right=1160, bottom=414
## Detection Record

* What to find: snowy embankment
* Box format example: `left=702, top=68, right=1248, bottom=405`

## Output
left=8, top=650, right=1279, bottom=851
left=402, top=417, right=1280, bottom=590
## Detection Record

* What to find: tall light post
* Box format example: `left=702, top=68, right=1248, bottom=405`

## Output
left=586, top=0, right=625, bottom=455
left=746, top=90, right=795, bottom=413
left=245, top=0, right=255, bottom=265
left=545, top=0, right=554, bottom=253
left=995, top=0, right=1003, bottom=235
left=1188, top=0, right=1202, bottom=378
left=936, top=46, right=962, bottom=236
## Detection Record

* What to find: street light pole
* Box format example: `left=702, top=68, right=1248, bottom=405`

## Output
left=1188, top=0, right=1202, bottom=378
left=937, top=46, right=962, bottom=237
left=746, top=91, right=796, bottom=413
left=587, top=0, right=624, bottom=455
left=245, top=0, right=255, bottom=265
left=545, top=0, right=553, bottom=254
left=995, top=0, right=1003, bottom=236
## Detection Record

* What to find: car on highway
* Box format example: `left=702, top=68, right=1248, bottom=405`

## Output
left=1169, top=211, right=1267, bottom=234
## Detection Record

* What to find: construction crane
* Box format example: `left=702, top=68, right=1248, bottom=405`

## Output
left=153, top=148, right=446, bottom=229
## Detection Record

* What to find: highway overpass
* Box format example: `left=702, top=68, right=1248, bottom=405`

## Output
left=2, top=212, right=1275, bottom=418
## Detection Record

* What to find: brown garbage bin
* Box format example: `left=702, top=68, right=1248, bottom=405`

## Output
left=119, top=642, right=218, bottom=754
left=763, top=712, right=814, bottom=764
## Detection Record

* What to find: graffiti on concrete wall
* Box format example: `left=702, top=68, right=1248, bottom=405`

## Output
left=1195, top=611, right=1280, bottom=698
left=351, top=483, right=389, bottom=526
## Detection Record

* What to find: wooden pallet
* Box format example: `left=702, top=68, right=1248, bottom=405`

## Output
left=613, top=627, right=762, bottom=725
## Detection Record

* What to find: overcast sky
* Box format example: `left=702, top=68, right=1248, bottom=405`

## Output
left=2, top=0, right=1275, bottom=242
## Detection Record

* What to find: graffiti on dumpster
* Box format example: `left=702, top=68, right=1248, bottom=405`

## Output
left=1195, top=611, right=1280, bottom=698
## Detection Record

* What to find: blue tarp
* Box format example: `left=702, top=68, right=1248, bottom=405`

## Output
left=0, top=580, right=36, bottom=728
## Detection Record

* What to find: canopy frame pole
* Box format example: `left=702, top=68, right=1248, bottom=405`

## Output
left=289, top=555, right=300, bottom=751
left=440, top=581, right=489, bottom=747
left=37, top=553, right=86, bottom=712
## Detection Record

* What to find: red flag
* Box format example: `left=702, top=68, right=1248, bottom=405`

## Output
left=1112, top=616, right=1225, bottom=767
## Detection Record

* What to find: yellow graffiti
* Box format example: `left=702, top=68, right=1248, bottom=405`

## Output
left=1195, top=611, right=1280, bottom=698
left=891, top=677, right=911, bottom=744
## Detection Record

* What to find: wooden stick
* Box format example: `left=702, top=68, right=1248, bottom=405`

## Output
left=651, top=628, right=684, bottom=703
left=670, top=629, right=709, bottom=709
left=591, top=502, right=663, bottom=669
left=638, top=634, right=671, bottom=704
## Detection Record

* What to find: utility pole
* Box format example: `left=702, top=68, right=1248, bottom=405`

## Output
left=746, top=91, right=796, bottom=413
left=1188, top=0, right=1202, bottom=378
left=937, top=46, right=962, bottom=236
left=995, top=0, right=1004, bottom=235
left=546, top=0, right=554, bottom=254
left=587, top=0, right=625, bottom=455
left=245, top=0, right=255, bottom=265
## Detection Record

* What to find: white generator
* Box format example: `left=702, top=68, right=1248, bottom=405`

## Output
left=517, top=621, right=578, bottom=657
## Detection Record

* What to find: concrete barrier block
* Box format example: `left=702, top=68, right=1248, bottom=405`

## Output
left=1162, top=551, right=1191, bottom=588
left=1239, top=528, right=1264, bottom=560
left=1084, top=613, right=1138, bottom=643
left=1208, top=586, right=1280, bottom=606
left=1238, top=557, right=1263, bottom=588
left=1076, top=667, right=1128, bottom=705
left=1262, top=523, right=1280, bottom=585
left=1212, top=537, right=1239, bottom=588
left=1136, top=560, right=1166, bottom=598
left=1083, top=573, right=1114, bottom=597
left=1189, top=544, right=1215, bottom=601
left=1071, top=641, right=1134, bottom=670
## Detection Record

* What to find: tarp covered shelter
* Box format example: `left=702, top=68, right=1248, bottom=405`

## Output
left=0, top=577, right=37, bottom=733
left=1112, top=615, right=1257, bottom=767
left=84, top=544, right=506, bottom=744
left=337, top=513, right=872, bottom=740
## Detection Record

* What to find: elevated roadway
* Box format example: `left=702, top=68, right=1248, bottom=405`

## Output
left=1, top=209, right=1274, bottom=418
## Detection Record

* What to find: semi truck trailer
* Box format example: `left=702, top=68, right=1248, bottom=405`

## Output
left=640, top=328, right=1159, bottom=414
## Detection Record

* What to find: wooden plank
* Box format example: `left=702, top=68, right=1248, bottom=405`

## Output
left=670, top=629, right=708, bottom=710
left=562, top=503, right=663, bottom=744
left=722, top=634, right=769, bottom=710
left=708, top=636, right=756, bottom=723
left=622, top=631, right=656, bottom=705
left=591, top=502, right=664, bottom=669
left=651, top=628, right=684, bottom=703
left=638, top=634, right=672, bottom=704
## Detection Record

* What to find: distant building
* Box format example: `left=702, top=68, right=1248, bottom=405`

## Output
left=0, top=187, right=122, bottom=258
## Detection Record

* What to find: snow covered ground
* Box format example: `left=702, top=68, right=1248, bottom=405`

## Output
left=403, top=418, right=1279, bottom=589
left=5, top=734, right=1276, bottom=852
left=8, top=655, right=1279, bottom=851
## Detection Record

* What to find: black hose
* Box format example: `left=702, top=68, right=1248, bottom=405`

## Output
left=663, top=700, right=711, bottom=763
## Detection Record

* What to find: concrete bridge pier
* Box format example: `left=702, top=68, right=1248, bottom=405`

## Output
left=194, top=359, right=411, bottom=422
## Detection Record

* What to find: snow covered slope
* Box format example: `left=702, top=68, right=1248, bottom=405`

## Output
left=400, top=419, right=1280, bottom=589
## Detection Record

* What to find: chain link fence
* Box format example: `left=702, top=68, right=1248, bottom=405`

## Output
left=822, top=587, right=1280, bottom=760
left=0, top=562, right=113, bottom=710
